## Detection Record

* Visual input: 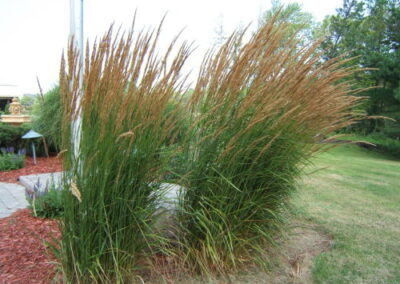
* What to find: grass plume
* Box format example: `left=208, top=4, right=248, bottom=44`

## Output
left=59, top=19, right=191, bottom=282
left=175, top=14, right=364, bottom=275
left=57, top=12, right=365, bottom=282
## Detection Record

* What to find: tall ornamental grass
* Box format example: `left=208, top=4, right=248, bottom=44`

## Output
left=175, top=16, right=364, bottom=274
left=32, top=86, right=62, bottom=152
left=57, top=13, right=365, bottom=282
left=59, top=22, right=191, bottom=283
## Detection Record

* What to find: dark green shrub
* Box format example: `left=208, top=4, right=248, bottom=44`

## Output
left=0, top=153, right=25, bottom=171
left=365, top=133, right=400, bottom=157
left=20, top=95, right=36, bottom=114
left=380, top=139, right=400, bottom=157
left=30, top=188, right=64, bottom=218
left=0, top=123, right=30, bottom=149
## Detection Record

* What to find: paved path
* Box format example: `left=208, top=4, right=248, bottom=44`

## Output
left=0, top=182, right=29, bottom=218
left=19, top=172, right=63, bottom=198
left=0, top=172, right=62, bottom=219
left=0, top=172, right=183, bottom=219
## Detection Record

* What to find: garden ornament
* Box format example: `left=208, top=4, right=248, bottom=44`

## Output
left=21, top=130, right=43, bottom=165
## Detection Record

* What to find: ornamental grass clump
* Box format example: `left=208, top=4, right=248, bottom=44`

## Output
left=59, top=22, right=191, bottom=282
left=175, top=16, right=364, bottom=274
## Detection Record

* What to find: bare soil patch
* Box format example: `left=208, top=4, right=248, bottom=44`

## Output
left=149, top=221, right=333, bottom=284
left=271, top=222, right=333, bottom=284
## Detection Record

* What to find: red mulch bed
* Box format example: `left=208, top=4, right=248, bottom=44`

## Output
left=0, top=156, right=63, bottom=283
left=0, top=157, right=62, bottom=183
left=0, top=209, right=61, bottom=283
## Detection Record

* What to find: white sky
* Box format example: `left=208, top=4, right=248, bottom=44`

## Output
left=0, top=0, right=343, bottom=94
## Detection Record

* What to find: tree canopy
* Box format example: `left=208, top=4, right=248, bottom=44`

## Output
left=259, top=0, right=317, bottom=46
left=320, top=0, right=400, bottom=136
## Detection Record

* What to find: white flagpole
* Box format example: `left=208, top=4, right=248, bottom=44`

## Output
left=69, top=0, right=84, bottom=164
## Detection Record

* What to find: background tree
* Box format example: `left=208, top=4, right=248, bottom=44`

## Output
left=320, top=0, right=400, bottom=137
left=20, top=94, right=36, bottom=114
left=259, top=0, right=318, bottom=47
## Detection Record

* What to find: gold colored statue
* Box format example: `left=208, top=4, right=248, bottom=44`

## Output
left=9, top=97, right=22, bottom=115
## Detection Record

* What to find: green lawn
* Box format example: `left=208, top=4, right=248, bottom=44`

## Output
left=293, top=145, right=400, bottom=284
left=151, top=144, right=400, bottom=284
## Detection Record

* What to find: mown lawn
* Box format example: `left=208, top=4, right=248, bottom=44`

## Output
left=293, top=145, right=400, bottom=284
left=149, top=145, right=399, bottom=284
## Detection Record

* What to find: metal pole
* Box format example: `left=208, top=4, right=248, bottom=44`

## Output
left=70, top=0, right=84, bottom=163
left=31, top=142, right=37, bottom=165
left=69, top=0, right=84, bottom=61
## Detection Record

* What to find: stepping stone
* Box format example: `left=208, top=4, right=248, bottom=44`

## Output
left=0, top=182, right=29, bottom=218
left=19, top=172, right=63, bottom=199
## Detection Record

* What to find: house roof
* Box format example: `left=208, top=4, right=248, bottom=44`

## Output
left=0, top=85, right=23, bottom=98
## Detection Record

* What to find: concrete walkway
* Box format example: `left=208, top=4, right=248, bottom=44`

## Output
left=0, top=172, right=62, bottom=218
left=19, top=172, right=63, bottom=198
left=0, top=172, right=184, bottom=219
left=0, top=182, right=29, bottom=218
